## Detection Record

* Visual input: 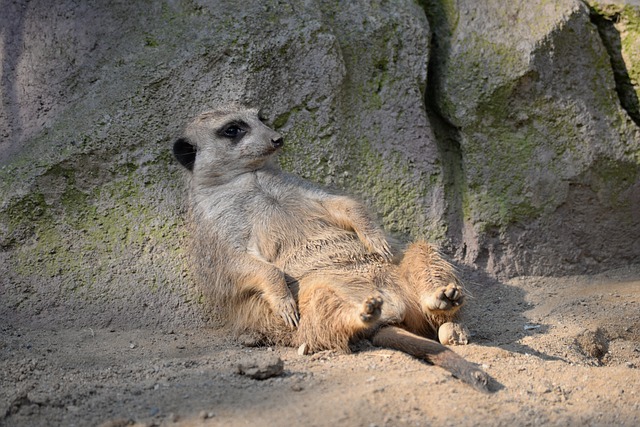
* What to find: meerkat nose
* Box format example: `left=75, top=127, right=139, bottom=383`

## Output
left=271, top=137, right=284, bottom=148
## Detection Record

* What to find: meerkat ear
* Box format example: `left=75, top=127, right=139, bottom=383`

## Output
left=173, top=137, right=197, bottom=171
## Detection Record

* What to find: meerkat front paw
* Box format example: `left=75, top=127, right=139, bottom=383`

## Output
left=422, top=282, right=464, bottom=312
left=360, top=295, right=383, bottom=323
left=360, top=233, right=393, bottom=262
left=275, top=295, right=300, bottom=329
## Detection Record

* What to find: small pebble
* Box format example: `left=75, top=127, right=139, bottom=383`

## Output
left=298, top=343, right=309, bottom=356
left=438, top=322, right=469, bottom=345
left=199, top=410, right=214, bottom=419
left=237, top=354, right=284, bottom=380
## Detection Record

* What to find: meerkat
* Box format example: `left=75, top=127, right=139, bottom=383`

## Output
left=173, top=105, right=490, bottom=392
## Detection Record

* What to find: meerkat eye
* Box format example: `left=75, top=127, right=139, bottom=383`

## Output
left=224, top=125, right=241, bottom=137
left=220, top=123, right=247, bottom=139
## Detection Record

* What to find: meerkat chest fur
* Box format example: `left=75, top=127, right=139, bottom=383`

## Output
left=197, top=167, right=362, bottom=273
left=245, top=170, right=352, bottom=264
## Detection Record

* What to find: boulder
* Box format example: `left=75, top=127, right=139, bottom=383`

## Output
left=424, top=0, right=640, bottom=276
left=1, top=0, right=639, bottom=328
left=0, top=0, right=434, bottom=328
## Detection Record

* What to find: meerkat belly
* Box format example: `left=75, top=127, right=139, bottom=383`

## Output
left=252, top=205, right=368, bottom=273
left=279, top=230, right=373, bottom=275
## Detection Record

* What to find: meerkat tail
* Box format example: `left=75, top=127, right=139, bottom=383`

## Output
left=371, top=326, right=491, bottom=393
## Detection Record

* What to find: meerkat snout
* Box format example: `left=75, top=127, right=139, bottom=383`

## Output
left=271, top=136, right=284, bottom=148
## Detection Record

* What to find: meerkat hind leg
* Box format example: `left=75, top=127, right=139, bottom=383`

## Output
left=400, top=242, right=465, bottom=325
left=423, top=282, right=464, bottom=312
left=297, top=278, right=384, bottom=353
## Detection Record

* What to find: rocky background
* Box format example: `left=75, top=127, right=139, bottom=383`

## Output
left=1, top=0, right=639, bottom=330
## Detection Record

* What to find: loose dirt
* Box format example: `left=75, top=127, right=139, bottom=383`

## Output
left=1, top=265, right=639, bottom=427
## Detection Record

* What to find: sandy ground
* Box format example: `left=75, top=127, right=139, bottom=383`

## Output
left=1, top=265, right=639, bottom=427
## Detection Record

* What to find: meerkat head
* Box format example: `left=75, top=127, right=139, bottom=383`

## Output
left=173, top=105, right=284, bottom=182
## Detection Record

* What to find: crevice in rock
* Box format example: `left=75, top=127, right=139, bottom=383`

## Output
left=424, top=89, right=465, bottom=255
left=417, top=0, right=467, bottom=256
left=585, top=3, right=640, bottom=127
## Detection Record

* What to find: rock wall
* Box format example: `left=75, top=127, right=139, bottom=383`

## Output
left=423, top=0, right=640, bottom=276
left=1, top=0, right=639, bottom=328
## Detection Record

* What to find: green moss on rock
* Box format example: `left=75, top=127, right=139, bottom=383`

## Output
left=1, top=155, right=187, bottom=296
left=587, top=1, right=640, bottom=124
